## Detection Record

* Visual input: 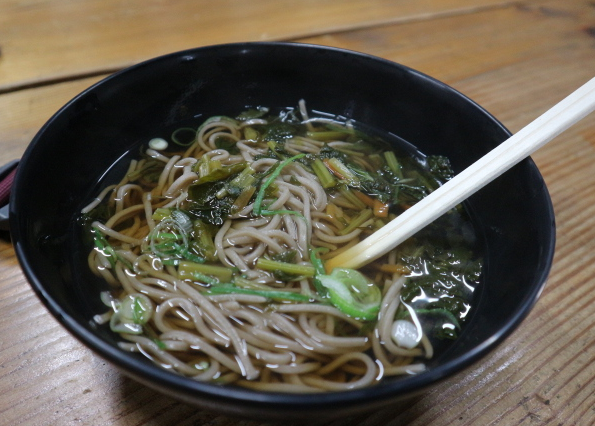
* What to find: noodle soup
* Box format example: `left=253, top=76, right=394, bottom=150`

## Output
left=80, top=101, right=482, bottom=392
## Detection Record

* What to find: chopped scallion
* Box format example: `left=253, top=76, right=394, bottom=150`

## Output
left=148, top=138, right=168, bottom=150
left=171, top=127, right=197, bottom=147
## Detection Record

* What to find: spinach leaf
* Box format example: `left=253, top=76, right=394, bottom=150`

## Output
left=262, top=121, right=302, bottom=142
left=427, top=155, right=454, bottom=182
left=186, top=181, right=233, bottom=226
left=395, top=223, right=482, bottom=340
left=214, top=136, right=240, bottom=154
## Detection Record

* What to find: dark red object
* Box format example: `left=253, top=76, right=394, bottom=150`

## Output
left=0, top=166, right=17, bottom=207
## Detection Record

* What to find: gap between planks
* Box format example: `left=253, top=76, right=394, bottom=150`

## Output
left=0, top=0, right=544, bottom=96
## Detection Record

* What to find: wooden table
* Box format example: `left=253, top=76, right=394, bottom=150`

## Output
left=1, top=0, right=595, bottom=424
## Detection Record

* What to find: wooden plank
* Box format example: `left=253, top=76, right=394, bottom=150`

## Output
left=300, top=0, right=595, bottom=130
left=0, top=0, right=528, bottom=92
left=0, top=76, right=106, bottom=164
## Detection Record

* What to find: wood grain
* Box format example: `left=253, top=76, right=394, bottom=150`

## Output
left=0, top=0, right=534, bottom=92
left=1, top=0, right=595, bottom=425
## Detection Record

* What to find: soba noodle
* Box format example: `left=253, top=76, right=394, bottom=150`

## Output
left=82, top=101, right=481, bottom=392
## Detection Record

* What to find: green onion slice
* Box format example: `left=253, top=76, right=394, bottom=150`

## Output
left=316, top=268, right=381, bottom=321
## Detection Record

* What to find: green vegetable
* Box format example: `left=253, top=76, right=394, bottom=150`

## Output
left=236, top=106, right=269, bottom=121
left=178, top=260, right=234, bottom=282
left=255, top=257, right=316, bottom=278
left=309, top=248, right=328, bottom=276
left=384, top=151, right=403, bottom=179
left=325, top=157, right=358, bottom=183
left=262, top=120, right=301, bottom=142
left=306, top=130, right=349, bottom=141
left=109, top=294, right=153, bottom=334
left=338, top=208, right=373, bottom=235
left=310, top=247, right=330, bottom=297
left=230, top=186, right=256, bottom=214
left=427, top=155, right=454, bottom=182
left=92, top=227, right=133, bottom=270
left=171, top=209, right=193, bottom=233
left=190, top=219, right=218, bottom=262
left=186, top=161, right=256, bottom=225
left=173, top=243, right=205, bottom=263
left=244, top=127, right=259, bottom=141
left=272, top=250, right=297, bottom=263
left=192, top=158, right=247, bottom=186
left=227, top=165, right=256, bottom=197
left=92, top=227, right=117, bottom=268
left=394, top=222, right=482, bottom=340
left=206, top=284, right=315, bottom=303
left=186, top=181, right=233, bottom=225
left=171, top=127, right=196, bottom=147
left=152, top=207, right=172, bottom=222
left=214, top=136, right=240, bottom=154
left=311, top=158, right=337, bottom=189
left=127, top=160, right=163, bottom=182
left=253, top=153, right=306, bottom=218
left=316, top=268, right=381, bottom=321
left=337, top=185, right=367, bottom=209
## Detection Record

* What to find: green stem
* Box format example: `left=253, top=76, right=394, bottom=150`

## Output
left=311, top=158, right=337, bottom=188
left=256, top=258, right=316, bottom=277
left=337, top=185, right=366, bottom=209
left=253, top=153, right=306, bottom=215
left=306, top=130, right=349, bottom=141
left=206, top=285, right=315, bottom=303
left=338, top=208, right=373, bottom=235
left=384, top=151, right=403, bottom=179
left=178, top=260, right=233, bottom=282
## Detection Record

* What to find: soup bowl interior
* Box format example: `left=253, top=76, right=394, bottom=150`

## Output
left=10, top=42, right=555, bottom=419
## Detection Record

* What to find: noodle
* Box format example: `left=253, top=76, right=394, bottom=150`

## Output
left=81, top=102, right=481, bottom=392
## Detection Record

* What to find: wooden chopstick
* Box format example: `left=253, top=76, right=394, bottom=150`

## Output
left=325, top=77, right=595, bottom=272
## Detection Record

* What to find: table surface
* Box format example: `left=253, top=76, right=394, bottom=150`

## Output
left=2, top=0, right=595, bottom=424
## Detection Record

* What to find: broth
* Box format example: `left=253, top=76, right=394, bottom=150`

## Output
left=77, top=101, right=482, bottom=392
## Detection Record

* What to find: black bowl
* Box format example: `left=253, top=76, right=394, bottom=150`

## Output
left=10, top=42, right=555, bottom=419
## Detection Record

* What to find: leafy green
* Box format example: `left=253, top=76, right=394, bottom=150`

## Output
left=186, top=181, right=233, bottom=225
left=189, top=219, right=218, bottom=262
left=186, top=162, right=251, bottom=225
left=317, top=145, right=349, bottom=161
left=214, top=136, right=240, bottom=154
left=262, top=120, right=302, bottom=142
left=395, top=236, right=482, bottom=339
left=127, top=159, right=163, bottom=183
left=427, top=155, right=454, bottom=182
